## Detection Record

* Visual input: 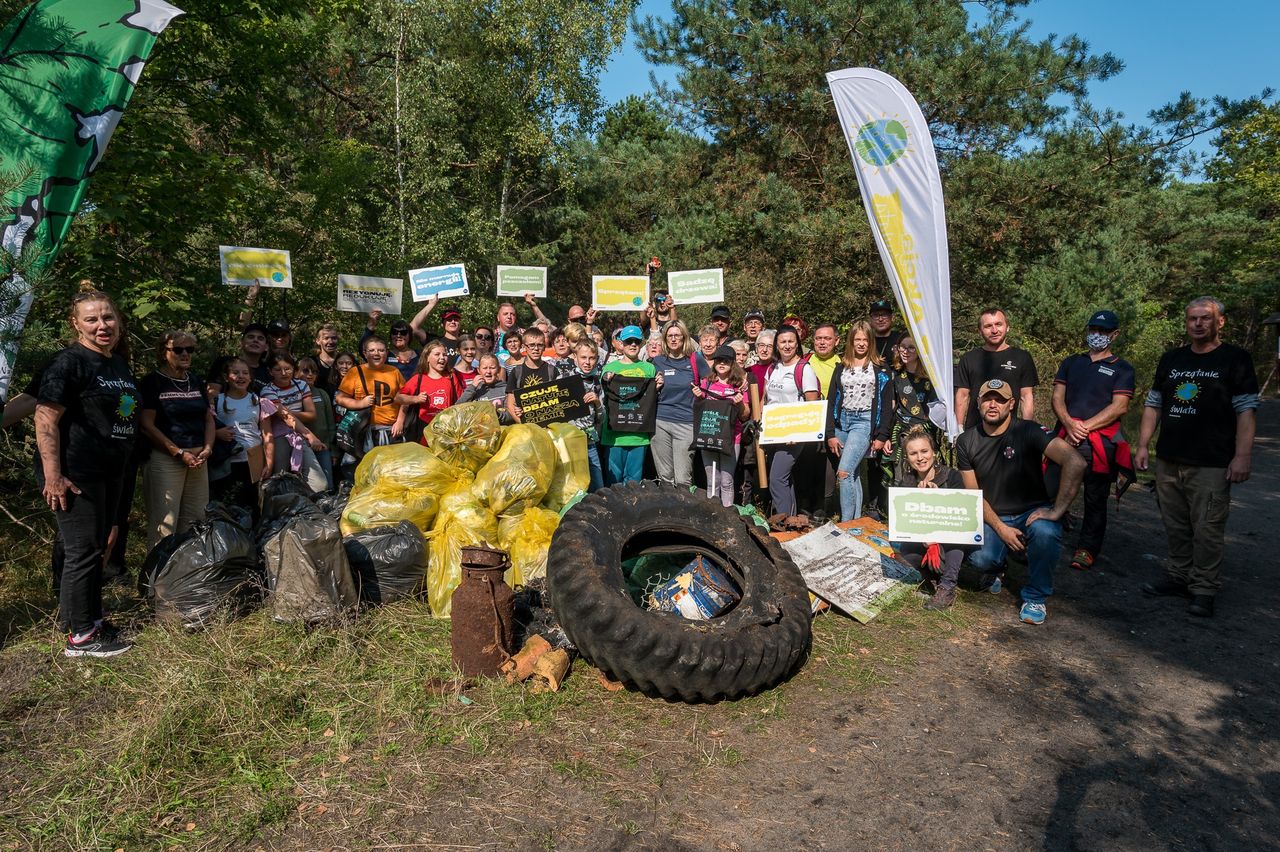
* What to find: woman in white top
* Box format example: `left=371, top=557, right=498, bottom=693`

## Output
left=824, top=321, right=888, bottom=521
left=210, top=357, right=267, bottom=517
left=762, top=325, right=821, bottom=517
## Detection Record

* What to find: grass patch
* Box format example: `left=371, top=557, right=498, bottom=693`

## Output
left=0, top=494, right=990, bottom=847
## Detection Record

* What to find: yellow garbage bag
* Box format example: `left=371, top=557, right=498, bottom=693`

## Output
left=497, top=507, right=560, bottom=583
left=543, top=422, right=590, bottom=512
left=353, top=441, right=453, bottom=491
left=341, top=442, right=457, bottom=535
left=340, top=483, right=439, bottom=537
left=473, top=424, right=556, bottom=516
left=424, top=401, right=503, bottom=473
left=426, top=479, right=499, bottom=617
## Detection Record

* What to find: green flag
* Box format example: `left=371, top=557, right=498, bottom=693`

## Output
left=0, top=0, right=183, bottom=400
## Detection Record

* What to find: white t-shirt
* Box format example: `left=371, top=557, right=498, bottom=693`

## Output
left=215, top=393, right=263, bottom=462
left=764, top=360, right=820, bottom=405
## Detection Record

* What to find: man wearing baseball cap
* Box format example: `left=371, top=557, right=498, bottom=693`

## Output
left=956, top=378, right=1086, bottom=625
left=1049, top=310, right=1135, bottom=571
left=265, top=319, right=292, bottom=356
left=869, top=299, right=903, bottom=360
left=709, top=306, right=732, bottom=346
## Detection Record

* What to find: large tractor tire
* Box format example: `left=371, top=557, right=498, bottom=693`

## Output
left=546, top=481, right=811, bottom=703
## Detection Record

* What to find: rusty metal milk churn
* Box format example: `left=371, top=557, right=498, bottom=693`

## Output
left=451, top=545, right=516, bottom=676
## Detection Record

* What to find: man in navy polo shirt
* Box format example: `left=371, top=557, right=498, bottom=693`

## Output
left=1049, top=310, right=1135, bottom=570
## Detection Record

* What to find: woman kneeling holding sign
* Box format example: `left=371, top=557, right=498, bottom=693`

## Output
left=891, top=425, right=978, bottom=612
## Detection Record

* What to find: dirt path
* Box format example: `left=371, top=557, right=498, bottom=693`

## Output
left=263, top=402, right=1278, bottom=850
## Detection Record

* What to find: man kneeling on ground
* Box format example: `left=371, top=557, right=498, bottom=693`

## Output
left=956, top=379, right=1086, bottom=625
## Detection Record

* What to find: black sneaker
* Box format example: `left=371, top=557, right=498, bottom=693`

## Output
left=64, top=629, right=132, bottom=658
left=1188, top=595, right=1215, bottom=618
left=1141, top=578, right=1192, bottom=599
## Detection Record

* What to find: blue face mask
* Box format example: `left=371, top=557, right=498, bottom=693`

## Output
left=1085, top=332, right=1112, bottom=351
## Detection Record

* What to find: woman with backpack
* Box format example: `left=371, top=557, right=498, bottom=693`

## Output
left=650, top=320, right=697, bottom=488
left=762, top=325, right=821, bottom=518
left=692, top=345, right=751, bottom=507
left=393, top=340, right=467, bottom=443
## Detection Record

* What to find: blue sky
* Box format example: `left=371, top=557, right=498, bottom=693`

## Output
left=600, top=0, right=1278, bottom=156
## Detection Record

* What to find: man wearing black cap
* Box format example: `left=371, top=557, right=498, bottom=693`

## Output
left=957, top=378, right=1085, bottom=626
left=870, top=299, right=903, bottom=361
left=709, top=306, right=732, bottom=346
left=265, top=319, right=293, bottom=356
left=208, top=323, right=272, bottom=396
left=1049, top=310, right=1135, bottom=571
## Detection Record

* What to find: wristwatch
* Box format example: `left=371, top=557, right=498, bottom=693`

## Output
left=173, top=448, right=184, bottom=458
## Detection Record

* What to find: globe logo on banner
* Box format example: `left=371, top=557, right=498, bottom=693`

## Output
left=854, top=119, right=909, bottom=167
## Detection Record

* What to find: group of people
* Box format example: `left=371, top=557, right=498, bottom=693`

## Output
left=10, top=280, right=1260, bottom=656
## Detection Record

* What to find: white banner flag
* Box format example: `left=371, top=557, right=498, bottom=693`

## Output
left=827, top=67, right=957, bottom=438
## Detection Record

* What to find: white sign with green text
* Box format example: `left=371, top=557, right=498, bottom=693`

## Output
left=666, top=268, right=724, bottom=305
left=495, top=265, right=548, bottom=298
left=887, top=487, right=984, bottom=546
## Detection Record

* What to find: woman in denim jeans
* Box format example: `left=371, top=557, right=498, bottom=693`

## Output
left=824, top=321, right=888, bottom=521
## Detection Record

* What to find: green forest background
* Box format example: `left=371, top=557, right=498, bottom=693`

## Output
left=5, top=0, right=1278, bottom=396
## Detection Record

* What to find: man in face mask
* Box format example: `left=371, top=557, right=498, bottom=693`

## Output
left=1048, top=310, right=1135, bottom=571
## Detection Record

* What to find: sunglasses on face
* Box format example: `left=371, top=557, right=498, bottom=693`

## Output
left=391, top=330, right=410, bottom=337
left=475, top=333, right=493, bottom=340
left=167, top=346, right=196, bottom=354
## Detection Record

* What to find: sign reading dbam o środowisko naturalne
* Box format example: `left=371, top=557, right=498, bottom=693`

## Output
left=515, top=375, right=590, bottom=426
left=887, top=487, right=984, bottom=545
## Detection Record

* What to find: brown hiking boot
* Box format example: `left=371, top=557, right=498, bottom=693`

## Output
left=924, top=585, right=957, bottom=611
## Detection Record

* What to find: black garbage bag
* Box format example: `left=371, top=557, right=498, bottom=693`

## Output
left=259, top=471, right=314, bottom=516
left=256, top=492, right=325, bottom=550
left=342, top=521, right=428, bottom=605
left=262, top=512, right=358, bottom=624
left=316, top=482, right=351, bottom=518
left=139, top=503, right=260, bottom=629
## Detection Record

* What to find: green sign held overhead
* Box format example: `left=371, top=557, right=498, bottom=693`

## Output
left=666, top=268, right=724, bottom=305
left=496, top=265, right=548, bottom=298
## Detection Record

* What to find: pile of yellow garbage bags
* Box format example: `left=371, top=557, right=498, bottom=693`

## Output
left=339, top=403, right=589, bottom=616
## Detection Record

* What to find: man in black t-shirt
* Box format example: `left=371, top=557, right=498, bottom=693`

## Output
left=957, top=378, right=1085, bottom=625
left=869, top=299, right=903, bottom=361
left=955, top=308, right=1038, bottom=429
left=1049, top=310, right=1136, bottom=570
left=1138, top=297, right=1259, bottom=618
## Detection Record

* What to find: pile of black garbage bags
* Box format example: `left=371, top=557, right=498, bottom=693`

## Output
left=138, top=474, right=428, bottom=629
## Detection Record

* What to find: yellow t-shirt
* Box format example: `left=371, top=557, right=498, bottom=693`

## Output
left=809, top=353, right=840, bottom=398
left=338, top=363, right=404, bottom=427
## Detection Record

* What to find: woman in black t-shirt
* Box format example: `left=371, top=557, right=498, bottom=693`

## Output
left=139, top=330, right=215, bottom=550
left=890, top=426, right=975, bottom=611
left=874, top=335, right=944, bottom=502
left=35, top=288, right=139, bottom=657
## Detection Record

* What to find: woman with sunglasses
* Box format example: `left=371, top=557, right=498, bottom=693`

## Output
left=36, top=286, right=139, bottom=656
left=139, top=330, right=216, bottom=550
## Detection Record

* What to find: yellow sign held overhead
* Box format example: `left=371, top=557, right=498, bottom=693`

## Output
left=220, top=245, right=292, bottom=288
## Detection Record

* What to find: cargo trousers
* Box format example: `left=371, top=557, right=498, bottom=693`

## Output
left=1154, top=459, right=1231, bottom=597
